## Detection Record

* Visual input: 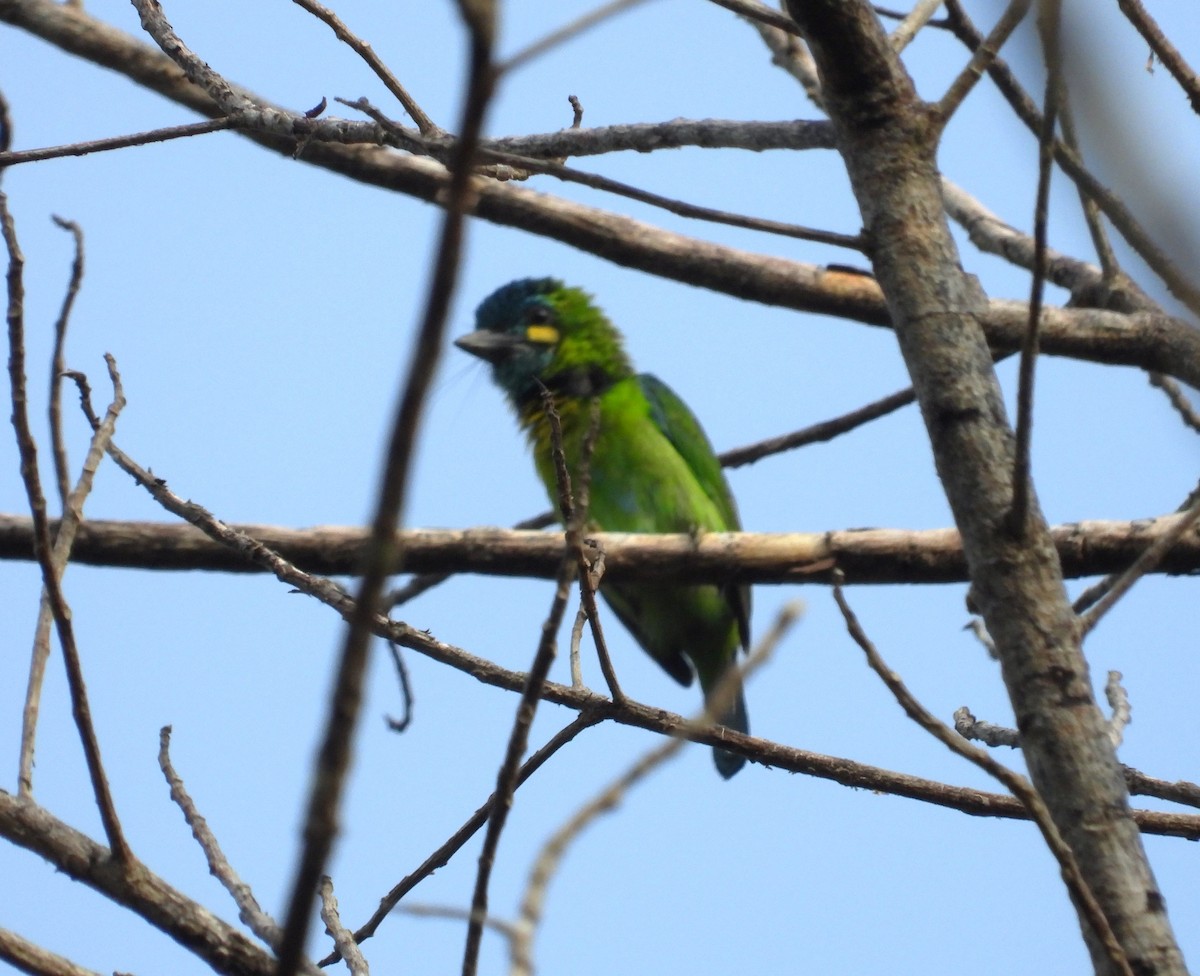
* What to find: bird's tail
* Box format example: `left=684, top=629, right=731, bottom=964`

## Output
left=708, top=671, right=749, bottom=779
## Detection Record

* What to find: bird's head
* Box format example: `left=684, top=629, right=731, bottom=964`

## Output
left=456, top=278, right=634, bottom=406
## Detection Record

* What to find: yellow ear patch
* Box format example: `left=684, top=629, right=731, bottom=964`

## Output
left=525, top=324, right=560, bottom=345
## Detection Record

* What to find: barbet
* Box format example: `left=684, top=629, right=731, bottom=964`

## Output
left=455, top=278, right=750, bottom=778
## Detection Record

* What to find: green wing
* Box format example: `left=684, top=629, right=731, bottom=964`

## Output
left=637, top=374, right=741, bottom=532
left=637, top=374, right=751, bottom=650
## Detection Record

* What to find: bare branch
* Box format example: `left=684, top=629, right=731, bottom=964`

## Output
left=953, top=706, right=1019, bottom=748
left=158, top=727, right=296, bottom=958
left=276, top=0, right=499, bottom=965
left=1148, top=372, right=1200, bottom=434
left=319, top=713, right=602, bottom=967
left=942, top=0, right=1200, bottom=318
left=719, top=384, right=914, bottom=467
left=290, top=0, right=440, bottom=135
left=18, top=360, right=124, bottom=798
left=317, top=877, right=369, bottom=976
left=1079, top=491, right=1200, bottom=637
left=1105, top=671, right=1131, bottom=749
left=46, top=216, right=83, bottom=504
left=462, top=385, right=580, bottom=976
left=0, top=118, right=238, bottom=168
left=500, top=0, right=652, bottom=75
left=832, top=575, right=1134, bottom=976
left=512, top=601, right=801, bottom=975
left=345, top=96, right=858, bottom=248
left=941, top=178, right=1152, bottom=309
left=1008, top=0, right=1062, bottom=535
left=0, top=928, right=102, bottom=976
left=935, top=0, right=1031, bottom=125
left=6, top=0, right=1196, bottom=387
left=706, top=0, right=801, bottom=35
left=0, top=792, right=278, bottom=976
left=4, top=194, right=130, bottom=861
left=565, top=400, right=624, bottom=700
left=4, top=512, right=1198, bottom=583
left=1115, top=0, right=1200, bottom=115
left=888, top=0, right=949, bottom=52
left=1122, top=769, right=1200, bottom=810
left=783, top=0, right=1182, bottom=968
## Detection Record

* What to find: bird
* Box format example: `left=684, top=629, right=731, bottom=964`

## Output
left=455, top=277, right=750, bottom=778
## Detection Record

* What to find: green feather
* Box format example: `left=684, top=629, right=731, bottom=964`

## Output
left=456, top=279, right=750, bottom=778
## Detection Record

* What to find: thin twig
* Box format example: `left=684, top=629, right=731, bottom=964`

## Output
left=706, top=0, right=801, bottom=35
left=1148, top=373, right=1200, bottom=434
left=1122, top=768, right=1200, bottom=810
left=1057, top=104, right=1120, bottom=279
left=461, top=386, right=579, bottom=976
left=953, top=706, right=1018, bottom=747
left=831, top=573, right=1135, bottom=976
left=941, top=0, right=1200, bottom=317
left=1115, top=0, right=1200, bottom=115
left=718, top=385, right=915, bottom=467
left=511, top=601, right=800, bottom=975
left=0, top=928, right=102, bottom=976
left=19, top=215, right=89, bottom=797
left=1079, top=493, right=1200, bottom=637
left=158, top=727, right=290, bottom=953
left=344, top=97, right=860, bottom=250
left=290, top=0, right=441, bottom=135
left=318, top=877, right=370, bottom=976
left=0, top=88, right=11, bottom=159
left=0, top=118, right=239, bottom=169
left=401, top=903, right=517, bottom=940
left=4, top=195, right=131, bottom=859
left=569, top=605, right=588, bottom=686
left=569, top=400, right=624, bottom=700
left=19, top=359, right=124, bottom=798
left=962, top=616, right=998, bottom=659
left=3, top=194, right=131, bottom=861
left=500, top=0, right=653, bottom=75
left=383, top=642, right=414, bottom=732
left=318, top=712, right=601, bottom=968
left=888, top=0, right=948, bottom=53
left=47, top=216, right=84, bottom=504
left=1105, top=671, right=1131, bottom=749
left=475, top=145, right=862, bottom=248
left=1008, top=0, right=1061, bottom=535
left=934, top=0, right=1031, bottom=127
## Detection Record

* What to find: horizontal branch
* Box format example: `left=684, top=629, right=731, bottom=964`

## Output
left=1, top=513, right=1197, bottom=583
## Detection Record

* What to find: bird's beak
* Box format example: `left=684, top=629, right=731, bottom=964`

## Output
left=454, top=329, right=525, bottom=364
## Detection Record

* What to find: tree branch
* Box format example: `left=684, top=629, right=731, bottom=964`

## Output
left=1, top=513, right=1197, bottom=582
left=2, top=0, right=1198, bottom=388
left=0, top=792, right=278, bottom=976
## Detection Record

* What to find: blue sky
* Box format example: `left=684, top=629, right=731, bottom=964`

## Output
left=2, top=2, right=1197, bottom=974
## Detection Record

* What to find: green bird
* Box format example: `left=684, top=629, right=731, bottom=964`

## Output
left=455, top=278, right=750, bottom=778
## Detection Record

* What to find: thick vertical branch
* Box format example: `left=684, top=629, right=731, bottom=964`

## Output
left=781, top=3, right=1185, bottom=974
left=274, top=3, right=496, bottom=973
